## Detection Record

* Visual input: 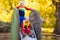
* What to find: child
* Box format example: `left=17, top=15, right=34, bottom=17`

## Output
left=16, top=1, right=32, bottom=24
left=20, top=17, right=31, bottom=37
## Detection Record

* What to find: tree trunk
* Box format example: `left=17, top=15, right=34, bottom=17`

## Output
left=53, top=1, right=60, bottom=35
left=53, top=0, right=60, bottom=40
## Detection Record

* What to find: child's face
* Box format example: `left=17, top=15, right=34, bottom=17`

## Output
left=20, top=2, right=24, bottom=6
left=25, top=17, right=29, bottom=22
left=25, top=18, right=29, bottom=22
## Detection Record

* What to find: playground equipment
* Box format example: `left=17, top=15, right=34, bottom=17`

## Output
left=11, top=9, right=41, bottom=40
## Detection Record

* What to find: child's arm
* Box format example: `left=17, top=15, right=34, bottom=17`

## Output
left=16, top=6, right=20, bottom=9
left=24, top=6, right=32, bottom=10
left=20, top=23, right=24, bottom=30
left=28, top=24, right=31, bottom=28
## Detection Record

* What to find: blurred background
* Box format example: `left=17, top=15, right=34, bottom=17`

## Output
left=0, top=0, right=59, bottom=40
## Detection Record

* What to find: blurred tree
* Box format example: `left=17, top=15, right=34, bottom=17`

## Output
left=0, top=0, right=56, bottom=28
left=53, top=0, right=60, bottom=35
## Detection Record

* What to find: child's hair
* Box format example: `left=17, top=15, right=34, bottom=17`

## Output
left=19, top=1, right=25, bottom=5
left=25, top=17, right=29, bottom=21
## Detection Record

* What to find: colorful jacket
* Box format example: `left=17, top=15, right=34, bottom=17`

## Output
left=16, top=6, right=31, bottom=16
left=16, top=6, right=31, bottom=10
left=20, top=20, right=31, bottom=30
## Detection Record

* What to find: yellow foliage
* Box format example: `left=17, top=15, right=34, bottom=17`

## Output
left=42, top=28, right=54, bottom=33
left=0, top=0, right=56, bottom=28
